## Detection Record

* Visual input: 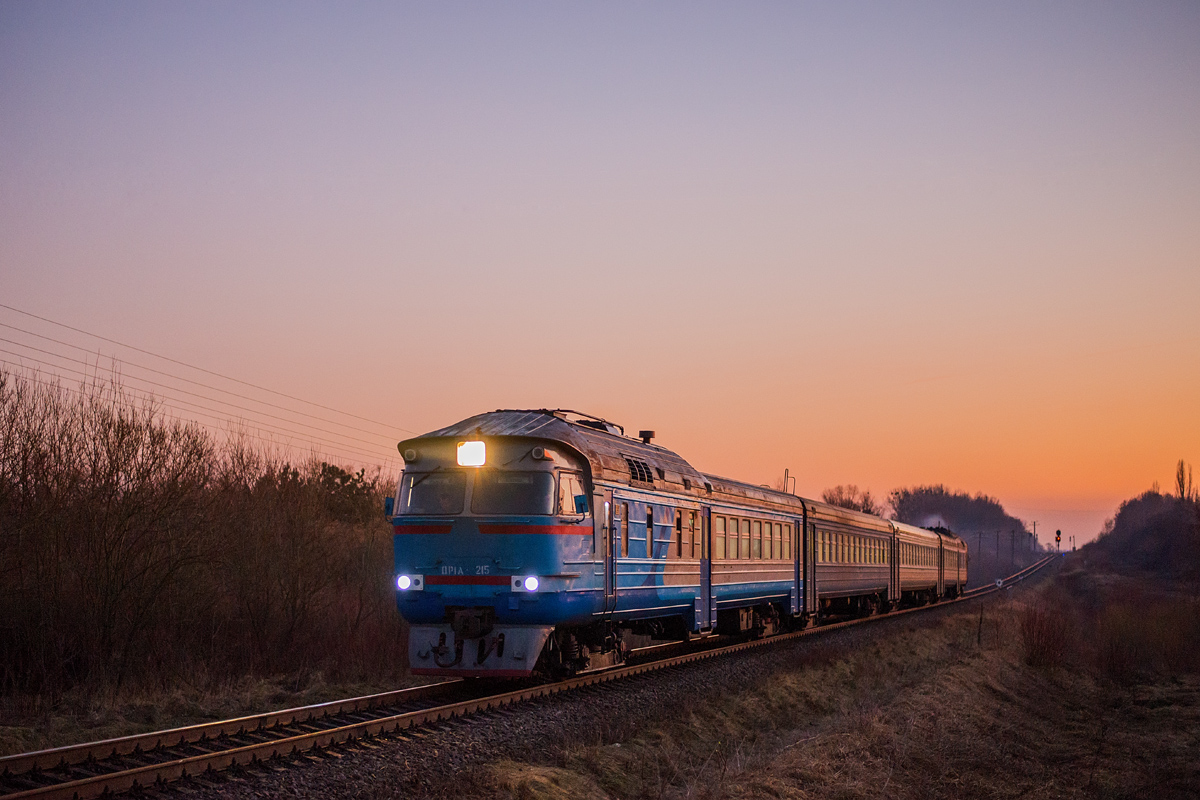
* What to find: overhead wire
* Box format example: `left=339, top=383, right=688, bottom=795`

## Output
left=0, top=322, right=401, bottom=439
left=2, top=361, right=398, bottom=471
left=0, top=352, right=393, bottom=464
left=0, top=302, right=416, bottom=434
left=0, top=340, right=395, bottom=453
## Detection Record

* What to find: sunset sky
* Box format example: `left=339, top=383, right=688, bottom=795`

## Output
left=2, top=2, right=1198, bottom=545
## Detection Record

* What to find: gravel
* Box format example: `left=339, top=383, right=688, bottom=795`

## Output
left=174, top=611, right=954, bottom=800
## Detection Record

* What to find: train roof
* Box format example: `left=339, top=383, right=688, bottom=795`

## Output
left=400, top=409, right=965, bottom=544
left=399, top=409, right=711, bottom=491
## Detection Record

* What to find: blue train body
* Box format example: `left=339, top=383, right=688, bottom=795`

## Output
left=390, top=410, right=966, bottom=678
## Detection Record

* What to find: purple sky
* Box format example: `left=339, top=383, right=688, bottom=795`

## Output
left=3, top=2, right=1199, bottom=544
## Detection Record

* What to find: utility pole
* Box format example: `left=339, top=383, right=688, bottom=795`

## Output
left=1030, top=520, right=1037, bottom=550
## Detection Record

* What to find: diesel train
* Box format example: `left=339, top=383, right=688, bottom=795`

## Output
left=387, top=409, right=967, bottom=678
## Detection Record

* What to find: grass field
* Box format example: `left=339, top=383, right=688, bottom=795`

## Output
left=471, top=564, right=1200, bottom=800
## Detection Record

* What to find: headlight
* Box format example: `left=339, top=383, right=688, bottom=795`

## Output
left=511, top=575, right=540, bottom=593
left=396, top=574, right=423, bottom=591
left=457, top=440, right=486, bottom=466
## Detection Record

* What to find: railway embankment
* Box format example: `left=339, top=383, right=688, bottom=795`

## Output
left=170, top=561, right=1189, bottom=800
left=156, top=561, right=1193, bottom=800
left=462, top=563, right=1200, bottom=800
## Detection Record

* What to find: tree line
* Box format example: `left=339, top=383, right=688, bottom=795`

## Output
left=0, top=370, right=405, bottom=699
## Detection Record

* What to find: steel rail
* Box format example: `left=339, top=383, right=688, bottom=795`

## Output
left=0, top=681, right=461, bottom=777
left=1, top=554, right=1056, bottom=800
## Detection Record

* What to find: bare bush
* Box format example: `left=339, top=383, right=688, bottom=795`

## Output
left=1018, top=601, right=1072, bottom=670
left=0, top=369, right=405, bottom=699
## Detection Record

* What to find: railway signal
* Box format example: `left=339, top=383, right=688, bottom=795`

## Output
left=1055, top=529, right=1061, bottom=550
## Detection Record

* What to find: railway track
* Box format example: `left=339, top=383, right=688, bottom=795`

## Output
left=0, top=555, right=1055, bottom=800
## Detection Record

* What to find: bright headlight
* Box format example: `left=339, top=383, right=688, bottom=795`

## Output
left=457, top=440, right=486, bottom=467
left=396, top=574, right=423, bottom=591
left=397, top=575, right=411, bottom=590
left=523, top=576, right=539, bottom=592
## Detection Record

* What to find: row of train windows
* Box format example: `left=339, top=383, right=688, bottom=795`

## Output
left=711, top=515, right=792, bottom=560
left=608, top=505, right=793, bottom=560
left=818, top=531, right=887, bottom=565
left=900, top=542, right=937, bottom=567
left=817, top=534, right=943, bottom=567
left=613, top=503, right=706, bottom=559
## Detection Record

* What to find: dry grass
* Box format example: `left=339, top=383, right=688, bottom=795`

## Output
left=0, top=368, right=409, bottom=751
left=459, top=569, right=1200, bottom=800
left=0, top=671, right=437, bottom=757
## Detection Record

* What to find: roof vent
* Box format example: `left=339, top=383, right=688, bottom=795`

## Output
left=639, top=430, right=655, bottom=444
left=624, top=457, right=654, bottom=484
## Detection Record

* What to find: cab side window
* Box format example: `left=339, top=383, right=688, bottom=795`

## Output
left=558, top=473, right=587, bottom=515
left=714, top=515, right=726, bottom=559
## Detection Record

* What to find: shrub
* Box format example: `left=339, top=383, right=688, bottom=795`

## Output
left=0, top=369, right=406, bottom=698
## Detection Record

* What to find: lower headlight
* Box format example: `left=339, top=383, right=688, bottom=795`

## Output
left=396, top=574, right=423, bottom=591
left=511, top=575, right=540, bottom=593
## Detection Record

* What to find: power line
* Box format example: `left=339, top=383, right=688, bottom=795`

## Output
left=0, top=353, right=395, bottom=463
left=0, top=302, right=416, bottom=434
left=0, top=322, right=400, bottom=439
left=0, top=342, right=395, bottom=452
left=3, top=364, right=398, bottom=470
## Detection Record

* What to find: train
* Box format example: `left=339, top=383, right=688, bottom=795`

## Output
left=387, top=409, right=967, bottom=678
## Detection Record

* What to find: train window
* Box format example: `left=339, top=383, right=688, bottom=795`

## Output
left=714, top=516, right=726, bottom=559
left=674, top=510, right=683, bottom=559
left=773, top=523, right=782, bottom=560
left=400, top=471, right=466, bottom=515
left=554, top=473, right=588, bottom=516
left=784, top=524, right=792, bottom=560
left=646, top=505, right=656, bottom=558
left=741, top=519, right=751, bottom=559
left=619, top=503, right=629, bottom=557
left=818, top=531, right=825, bottom=563
left=688, top=511, right=697, bottom=558
left=752, top=520, right=762, bottom=559
left=472, top=471, right=557, bottom=516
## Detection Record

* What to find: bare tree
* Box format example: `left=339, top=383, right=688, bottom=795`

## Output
left=1176, top=459, right=1193, bottom=501
left=820, top=484, right=882, bottom=516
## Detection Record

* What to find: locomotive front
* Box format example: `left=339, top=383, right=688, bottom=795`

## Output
left=390, top=422, right=600, bottom=677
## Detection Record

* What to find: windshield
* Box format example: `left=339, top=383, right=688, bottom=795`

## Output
left=399, top=471, right=466, bottom=515
left=471, top=471, right=556, bottom=515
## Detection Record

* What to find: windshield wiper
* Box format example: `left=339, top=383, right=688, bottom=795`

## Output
left=408, top=466, right=445, bottom=490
